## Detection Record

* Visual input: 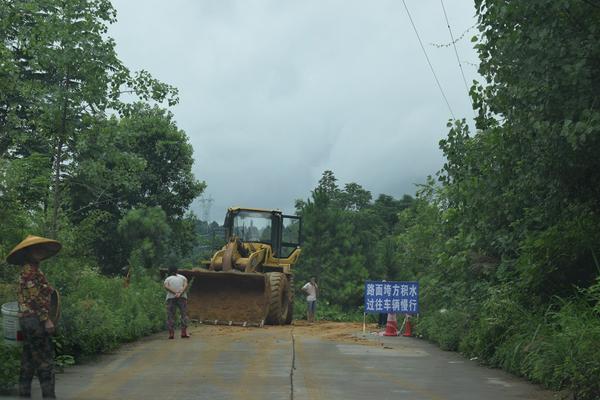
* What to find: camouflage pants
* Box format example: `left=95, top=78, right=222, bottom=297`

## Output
left=19, top=316, right=55, bottom=398
left=166, top=297, right=188, bottom=330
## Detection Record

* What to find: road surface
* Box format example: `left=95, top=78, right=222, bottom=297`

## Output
left=16, top=322, right=553, bottom=400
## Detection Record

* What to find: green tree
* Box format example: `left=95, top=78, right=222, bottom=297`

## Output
left=66, top=106, right=204, bottom=273
left=339, top=182, right=372, bottom=211
left=118, top=104, right=205, bottom=218
left=437, top=0, right=600, bottom=300
left=118, top=206, right=172, bottom=271
left=389, top=2, right=600, bottom=397
left=0, top=0, right=178, bottom=236
left=297, top=170, right=412, bottom=309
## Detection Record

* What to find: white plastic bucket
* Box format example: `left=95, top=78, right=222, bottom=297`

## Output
left=2, top=302, right=23, bottom=345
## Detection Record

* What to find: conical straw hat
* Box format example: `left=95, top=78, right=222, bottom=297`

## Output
left=6, top=235, right=62, bottom=265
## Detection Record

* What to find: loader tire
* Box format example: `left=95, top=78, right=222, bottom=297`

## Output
left=266, top=272, right=290, bottom=325
left=285, top=276, right=294, bottom=325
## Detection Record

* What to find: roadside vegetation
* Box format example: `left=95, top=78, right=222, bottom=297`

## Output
left=0, top=0, right=203, bottom=392
left=296, top=1, right=600, bottom=398
left=1, top=0, right=599, bottom=399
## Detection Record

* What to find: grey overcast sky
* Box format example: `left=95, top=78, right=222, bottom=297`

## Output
left=108, top=0, right=479, bottom=222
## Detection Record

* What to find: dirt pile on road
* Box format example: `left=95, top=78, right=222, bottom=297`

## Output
left=290, top=320, right=382, bottom=345
left=191, top=320, right=387, bottom=346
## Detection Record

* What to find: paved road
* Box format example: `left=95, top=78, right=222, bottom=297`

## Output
left=14, top=322, right=553, bottom=400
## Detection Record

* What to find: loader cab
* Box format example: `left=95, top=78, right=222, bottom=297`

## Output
left=224, top=207, right=302, bottom=258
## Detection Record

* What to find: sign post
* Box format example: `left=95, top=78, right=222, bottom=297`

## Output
left=362, top=312, right=367, bottom=334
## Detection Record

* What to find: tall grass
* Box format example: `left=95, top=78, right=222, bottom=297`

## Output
left=414, top=281, right=600, bottom=400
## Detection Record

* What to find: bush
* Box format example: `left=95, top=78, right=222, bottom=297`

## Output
left=0, top=344, right=20, bottom=393
left=457, top=286, right=600, bottom=399
left=292, top=297, right=366, bottom=322
left=54, top=268, right=164, bottom=358
left=0, top=283, right=17, bottom=305
left=0, top=257, right=166, bottom=392
left=520, top=300, right=600, bottom=399
left=416, top=308, right=469, bottom=351
left=459, top=284, right=530, bottom=360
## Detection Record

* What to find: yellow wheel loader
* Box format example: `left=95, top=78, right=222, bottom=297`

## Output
left=177, top=207, right=301, bottom=326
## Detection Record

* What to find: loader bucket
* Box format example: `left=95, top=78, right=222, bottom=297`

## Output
left=177, top=269, right=269, bottom=327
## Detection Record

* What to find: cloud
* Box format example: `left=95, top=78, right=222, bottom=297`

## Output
left=109, top=0, right=479, bottom=221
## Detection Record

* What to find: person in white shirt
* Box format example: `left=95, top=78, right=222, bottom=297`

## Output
left=164, top=266, right=190, bottom=339
left=302, top=277, right=319, bottom=323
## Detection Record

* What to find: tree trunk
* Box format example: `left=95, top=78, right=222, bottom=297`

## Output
left=51, top=136, right=63, bottom=238
left=51, top=76, right=69, bottom=238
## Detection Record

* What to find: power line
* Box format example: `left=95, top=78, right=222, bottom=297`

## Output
left=440, top=0, right=471, bottom=101
left=401, top=0, right=455, bottom=119
left=429, top=23, right=477, bottom=48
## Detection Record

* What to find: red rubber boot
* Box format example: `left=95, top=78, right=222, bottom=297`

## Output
left=181, top=327, right=190, bottom=338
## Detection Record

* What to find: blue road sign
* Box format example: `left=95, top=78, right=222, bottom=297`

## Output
left=364, top=281, right=419, bottom=314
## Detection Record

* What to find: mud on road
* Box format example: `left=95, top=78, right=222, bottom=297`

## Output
left=17, top=321, right=555, bottom=400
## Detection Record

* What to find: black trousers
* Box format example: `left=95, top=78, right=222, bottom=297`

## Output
left=19, top=316, right=55, bottom=398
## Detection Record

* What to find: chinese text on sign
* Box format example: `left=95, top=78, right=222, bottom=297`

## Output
left=364, top=281, right=419, bottom=314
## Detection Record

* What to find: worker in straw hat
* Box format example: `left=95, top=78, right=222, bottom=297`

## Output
left=6, top=235, right=61, bottom=398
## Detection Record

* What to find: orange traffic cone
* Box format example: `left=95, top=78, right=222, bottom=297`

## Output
left=402, top=315, right=412, bottom=337
left=383, top=313, right=398, bottom=336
